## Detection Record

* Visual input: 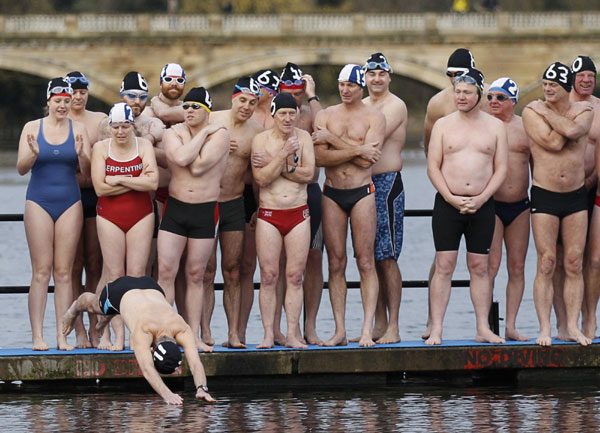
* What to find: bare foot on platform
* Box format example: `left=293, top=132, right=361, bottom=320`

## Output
left=358, top=335, right=376, bottom=347
left=196, top=339, right=214, bottom=353
left=536, top=332, right=552, bottom=346
left=424, top=330, right=442, bottom=346
left=202, top=334, right=215, bottom=346
left=257, top=338, right=274, bottom=349
left=321, top=334, right=347, bottom=347
left=582, top=320, right=597, bottom=341
left=421, top=323, right=432, bottom=340
left=505, top=328, right=529, bottom=342
left=57, top=334, right=74, bottom=351
left=110, top=342, right=124, bottom=351
left=566, top=327, right=592, bottom=346
left=97, top=338, right=112, bottom=351
left=89, top=328, right=101, bottom=348
left=32, top=337, right=49, bottom=351
left=222, top=338, right=247, bottom=349
left=305, top=332, right=323, bottom=346
left=376, top=326, right=401, bottom=344
left=476, top=328, right=505, bottom=344
left=75, top=332, right=92, bottom=349
left=286, top=336, right=308, bottom=349
left=556, top=326, right=569, bottom=341
left=274, top=331, right=286, bottom=346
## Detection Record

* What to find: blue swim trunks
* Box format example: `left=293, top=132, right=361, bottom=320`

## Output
left=373, top=171, right=405, bottom=261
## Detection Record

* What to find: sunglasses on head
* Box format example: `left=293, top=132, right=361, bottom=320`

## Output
left=182, top=103, right=203, bottom=110
left=65, top=76, right=90, bottom=86
left=120, top=91, right=148, bottom=101
left=280, top=79, right=305, bottom=87
left=486, top=93, right=509, bottom=102
left=364, top=61, right=391, bottom=72
left=235, top=84, right=261, bottom=97
left=163, top=76, right=185, bottom=84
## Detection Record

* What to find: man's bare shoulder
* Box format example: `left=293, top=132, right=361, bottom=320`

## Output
left=86, top=110, right=108, bottom=122
left=570, top=100, right=594, bottom=114
left=294, top=127, right=311, bottom=140
left=71, top=119, right=88, bottom=135
left=137, top=114, right=164, bottom=126
left=426, top=87, right=454, bottom=118
left=245, top=117, right=264, bottom=134
left=141, top=106, right=157, bottom=118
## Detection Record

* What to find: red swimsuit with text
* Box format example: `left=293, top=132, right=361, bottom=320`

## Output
left=97, top=138, right=153, bottom=232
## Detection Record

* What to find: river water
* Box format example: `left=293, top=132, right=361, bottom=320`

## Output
left=0, top=150, right=580, bottom=432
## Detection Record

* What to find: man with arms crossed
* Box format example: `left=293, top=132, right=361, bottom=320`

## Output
left=62, top=276, right=215, bottom=405
left=157, top=87, right=229, bottom=351
left=313, top=64, right=385, bottom=347
left=252, top=93, right=315, bottom=349
left=202, top=76, right=263, bottom=349
left=426, top=68, right=507, bottom=346
left=523, top=62, right=593, bottom=346
left=486, top=78, right=531, bottom=342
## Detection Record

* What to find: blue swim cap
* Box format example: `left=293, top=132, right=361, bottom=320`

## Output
left=489, top=77, right=519, bottom=104
left=338, top=64, right=365, bottom=88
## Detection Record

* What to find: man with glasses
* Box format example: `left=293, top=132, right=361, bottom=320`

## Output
left=201, top=77, right=264, bottom=349
left=157, top=87, right=229, bottom=351
left=426, top=68, right=507, bottom=346
left=486, top=78, right=531, bottom=342
left=65, top=71, right=107, bottom=348
left=359, top=53, right=407, bottom=345
left=313, top=64, right=385, bottom=348
left=143, top=63, right=187, bottom=126
left=523, top=62, right=593, bottom=346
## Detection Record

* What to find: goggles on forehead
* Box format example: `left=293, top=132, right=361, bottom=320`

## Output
left=364, top=61, right=392, bottom=72
left=163, top=76, right=185, bottom=84
left=234, top=84, right=261, bottom=98
left=446, top=67, right=469, bottom=78
left=65, top=76, right=90, bottom=86
left=48, top=86, right=74, bottom=98
left=259, top=85, right=278, bottom=96
left=280, top=80, right=305, bottom=88
left=120, top=91, right=148, bottom=101
left=453, top=75, right=478, bottom=86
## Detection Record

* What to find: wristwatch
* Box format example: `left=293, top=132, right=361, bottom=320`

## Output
left=197, top=384, right=209, bottom=392
left=307, top=95, right=319, bottom=102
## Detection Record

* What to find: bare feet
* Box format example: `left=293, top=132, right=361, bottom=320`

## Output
left=536, top=331, right=552, bottom=346
left=321, top=333, right=347, bottom=347
left=221, top=338, right=247, bottom=349
left=274, top=331, right=286, bottom=346
left=582, top=319, right=597, bottom=341
left=475, top=328, right=505, bottom=344
left=97, top=335, right=113, bottom=351
left=89, top=327, right=101, bottom=348
left=505, top=328, right=529, bottom=342
left=286, top=336, right=308, bottom=349
left=348, top=336, right=361, bottom=343
left=57, top=334, right=74, bottom=351
left=75, top=333, right=92, bottom=349
left=566, top=327, right=592, bottom=346
left=32, top=336, right=49, bottom=351
left=376, top=327, right=401, bottom=344
left=109, top=342, right=124, bottom=351
left=257, top=338, right=274, bottom=349
left=421, top=323, right=432, bottom=340
left=358, top=335, right=376, bottom=347
left=305, top=330, right=323, bottom=346
left=202, top=336, right=215, bottom=346
left=424, top=329, right=442, bottom=345
left=556, top=326, right=569, bottom=341
left=196, top=339, right=214, bottom=353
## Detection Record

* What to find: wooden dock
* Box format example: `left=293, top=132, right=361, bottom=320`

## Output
left=2, top=339, right=600, bottom=390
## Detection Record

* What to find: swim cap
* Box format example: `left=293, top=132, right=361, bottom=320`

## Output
left=47, top=77, right=73, bottom=100
left=338, top=64, right=366, bottom=87
left=489, top=77, right=519, bottom=104
left=183, top=87, right=212, bottom=112
left=447, top=48, right=475, bottom=75
left=543, top=62, right=572, bottom=93
left=233, top=76, right=261, bottom=99
left=121, top=71, right=149, bottom=92
left=572, top=56, right=597, bottom=75
left=454, top=67, right=484, bottom=92
left=152, top=340, right=182, bottom=375
left=270, top=93, right=297, bottom=116
left=280, top=62, right=305, bottom=89
left=160, top=63, right=186, bottom=84
left=108, top=102, right=135, bottom=125
left=252, top=69, right=280, bottom=95
left=65, top=71, right=89, bottom=90
left=364, top=52, right=392, bottom=73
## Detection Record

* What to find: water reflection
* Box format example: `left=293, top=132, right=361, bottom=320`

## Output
left=1, top=385, right=599, bottom=432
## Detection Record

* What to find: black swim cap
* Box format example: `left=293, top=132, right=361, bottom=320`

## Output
left=454, top=67, right=484, bottom=93
left=47, top=77, right=73, bottom=100
left=252, top=69, right=280, bottom=95
left=184, top=87, right=212, bottom=112
left=120, top=72, right=148, bottom=93
left=364, top=52, right=392, bottom=73
left=280, top=62, right=304, bottom=89
left=233, top=76, right=261, bottom=98
left=543, top=62, right=573, bottom=93
left=572, top=56, right=596, bottom=75
left=447, top=48, right=475, bottom=73
left=270, top=93, right=297, bottom=116
left=65, top=71, right=89, bottom=90
left=153, top=339, right=182, bottom=374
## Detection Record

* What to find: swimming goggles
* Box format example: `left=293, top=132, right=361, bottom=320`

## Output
left=364, top=61, right=392, bottom=72
left=446, top=68, right=469, bottom=78
left=453, top=75, right=478, bottom=86
left=182, top=101, right=210, bottom=113
left=163, top=76, right=185, bottom=84
left=48, top=86, right=74, bottom=98
left=280, top=80, right=305, bottom=88
left=65, top=76, right=90, bottom=86
left=486, top=93, right=509, bottom=102
left=120, top=91, right=148, bottom=101
left=235, top=84, right=262, bottom=97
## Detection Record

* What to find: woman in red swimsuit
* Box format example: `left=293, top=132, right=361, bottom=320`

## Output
left=92, top=102, right=158, bottom=350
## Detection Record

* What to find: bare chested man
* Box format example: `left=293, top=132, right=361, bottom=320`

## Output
left=361, top=53, right=407, bottom=345
left=157, top=87, right=229, bottom=351
left=486, top=78, right=531, bottom=342
left=522, top=62, right=593, bottom=346
left=313, top=64, right=385, bottom=347
left=65, top=71, right=107, bottom=348
left=252, top=93, right=315, bottom=349
left=201, top=77, right=263, bottom=349
left=62, top=276, right=215, bottom=405
left=426, top=68, right=507, bottom=346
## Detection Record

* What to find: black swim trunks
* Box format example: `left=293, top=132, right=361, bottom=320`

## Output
left=159, top=196, right=219, bottom=239
left=243, top=183, right=257, bottom=223
left=530, top=185, right=588, bottom=219
left=219, top=196, right=246, bottom=232
left=432, top=193, right=495, bottom=254
left=80, top=187, right=98, bottom=219
left=494, top=198, right=530, bottom=227
left=99, top=276, right=165, bottom=315
left=323, top=183, right=375, bottom=214
left=307, top=183, right=323, bottom=250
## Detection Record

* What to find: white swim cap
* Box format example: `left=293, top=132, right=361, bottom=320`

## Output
left=338, top=64, right=365, bottom=87
left=109, top=102, right=135, bottom=125
left=489, top=77, right=519, bottom=104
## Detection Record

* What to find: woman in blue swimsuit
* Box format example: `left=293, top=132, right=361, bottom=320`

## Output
left=16, top=77, right=91, bottom=351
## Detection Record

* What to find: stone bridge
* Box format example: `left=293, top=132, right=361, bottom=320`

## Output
left=1, top=12, right=600, bottom=106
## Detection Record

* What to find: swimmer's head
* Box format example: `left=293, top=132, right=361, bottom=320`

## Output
left=65, top=71, right=89, bottom=90
left=108, top=102, right=135, bottom=125
left=270, top=93, right=297, bottom=116
left=152, top=337, right=182, bottom=375
left=160, top=63, right=186, bottom=85
left=232, top=76, right=262, bottom=99
left=279, top=62, right=305, bottom=91
left=252, top=69, right=280, bottom=96
left=183, top=87, right=212, bottom=113
left=453, top=68, right=485, bottom=109
left=571, top=56, right=596, bottom=96
left=121, top=71, right=149, bottom=93
left=447, top=48, right=475, bottom=79
left=363, top=52, right=392, bottom=73
left=542, top=62, right=573, bottom=93
left=338, top=64, right=366, bottom=88
left=572, top=56, right=596, bottom=76
left=488, top=77, right=519, bottom=104
left=47, top=77, right=73, bottom=101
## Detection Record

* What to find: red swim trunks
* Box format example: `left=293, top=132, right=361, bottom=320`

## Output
left=258, top=205, right=310, bottom=236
